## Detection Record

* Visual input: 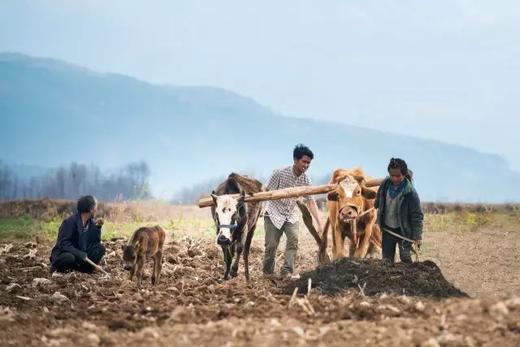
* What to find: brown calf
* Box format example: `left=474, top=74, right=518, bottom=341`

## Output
left=122, top=225, right=166, bottom=287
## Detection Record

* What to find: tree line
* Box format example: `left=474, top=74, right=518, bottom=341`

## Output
left=0, top=160, right=151, bottom=201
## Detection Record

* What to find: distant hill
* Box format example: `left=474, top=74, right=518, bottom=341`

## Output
left=1, top=52, right=519, bottom=202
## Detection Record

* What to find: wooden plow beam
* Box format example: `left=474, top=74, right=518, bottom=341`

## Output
left=198, top=184, right=337, bottom=208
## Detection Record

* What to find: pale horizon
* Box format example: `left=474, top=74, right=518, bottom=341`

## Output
left=1, top=0, right=518, bottom=171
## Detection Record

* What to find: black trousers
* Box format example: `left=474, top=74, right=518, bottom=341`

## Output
left=52, top=244, right=105, bottom=273
left=381, top=226, right=413, bottom=264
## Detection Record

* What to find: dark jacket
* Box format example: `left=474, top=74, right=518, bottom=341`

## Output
left=50, top=213, right=102, bottom=262
left=375, top=178, right=424, bottom=240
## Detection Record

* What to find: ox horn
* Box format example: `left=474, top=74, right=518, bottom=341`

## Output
left=364, top=178, right=384, bottom=187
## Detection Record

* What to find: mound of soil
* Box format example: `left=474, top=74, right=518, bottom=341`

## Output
left=284, top=258, right=468, bottom=298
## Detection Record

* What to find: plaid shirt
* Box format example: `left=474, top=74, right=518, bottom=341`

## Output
left=264, top=166, right=314, bottom=229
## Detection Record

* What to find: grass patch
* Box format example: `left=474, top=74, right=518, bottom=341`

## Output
left=0, top=217, right=104, bottom=241
left=40, top=219, right=62, bottom=240
left=425, top=211, right=520, bottom=233
left=165, top=218, right=215, bottom=235
left=0, top=216, right=219, bottom=242
left=0, top=218, right=148, bottom=242
left=0, top=216, right=41, bottom=240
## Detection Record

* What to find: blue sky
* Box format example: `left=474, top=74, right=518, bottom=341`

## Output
left=1, top=0, right=519, bottom=170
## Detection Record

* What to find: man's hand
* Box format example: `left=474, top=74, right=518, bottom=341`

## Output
left=95, top=218, right=104, bottom=228
left=79, top=251, right=88, bottom=261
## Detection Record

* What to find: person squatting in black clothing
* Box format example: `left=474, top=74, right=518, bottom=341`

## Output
left=49, top=195, right=105, bottom=273
left=375, top=158, right=424, bottom=264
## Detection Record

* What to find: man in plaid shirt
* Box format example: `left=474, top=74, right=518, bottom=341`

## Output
left=263, top=144, right=323, bottom=278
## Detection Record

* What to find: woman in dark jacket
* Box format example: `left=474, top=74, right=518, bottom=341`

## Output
left=375, top=158, right=424, bottom=263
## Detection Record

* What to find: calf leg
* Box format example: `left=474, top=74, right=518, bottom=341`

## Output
left=135, top=254, right=146, bottom=287
left=151, top=256, right=158, bottom=285
left=129, top=266, right=136, bottom=281
left=154, top=251, right=163, bottom=285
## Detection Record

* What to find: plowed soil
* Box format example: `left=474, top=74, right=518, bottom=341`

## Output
left=1, top=222, right=519, bottom=346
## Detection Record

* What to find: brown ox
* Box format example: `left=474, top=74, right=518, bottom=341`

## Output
left=322, top=168, right=382, bottom=260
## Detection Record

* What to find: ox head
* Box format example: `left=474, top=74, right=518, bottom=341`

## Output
left=211, top=191, right=245, bottom=247
left=328, top=173, right=376, bottom=224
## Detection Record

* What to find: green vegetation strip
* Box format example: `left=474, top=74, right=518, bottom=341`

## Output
left=0, top=210, right=517, bottom=241
left=0, top=216, right=219, bottom=241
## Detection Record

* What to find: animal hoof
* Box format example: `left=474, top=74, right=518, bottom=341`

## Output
left=230, top=268, right=238, bottom=278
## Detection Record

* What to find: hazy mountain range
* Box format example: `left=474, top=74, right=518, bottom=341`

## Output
left=1, top=52, right=518, bottom=202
